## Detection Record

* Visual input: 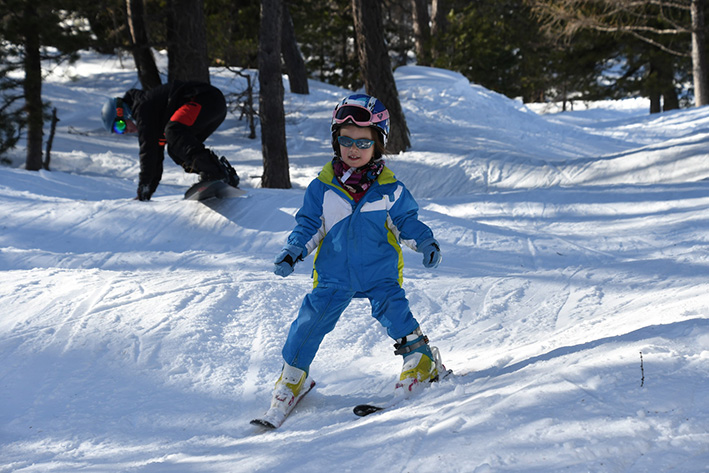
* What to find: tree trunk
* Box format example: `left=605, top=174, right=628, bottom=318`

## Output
left=259, top=0, right=291, bottom=188
left=411, top=0, right=431, bottom=66
left=126, top=0, right=162, bottom=90
left=661, top=61, right=680, bottom=111
left=431, top=0, right=448, bottom=38
left=646, top=56, right=663, bottom=114
left=691, top=0, right=708, bottom=106
left=351, top=0, right=410, bottom=153
left=281, top=2, right=309, bottom=94
left=23, top=3, right=43, bottom=171
left=431, top=0, right=449, bottom=63
left=43, top=107, right=59, bottom=171
left=649, top=91, right=662, bottom=114
left=646, top=53, right=679, bottom=113
left=167, top=0, right=210, bottom=83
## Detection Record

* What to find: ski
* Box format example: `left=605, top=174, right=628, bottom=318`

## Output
left=250, top=378, right=316, bottom=430
left=353, top=368, right=453, bottom=417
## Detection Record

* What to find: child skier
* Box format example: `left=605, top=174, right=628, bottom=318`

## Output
left=263, top=93, right=443, bottom=425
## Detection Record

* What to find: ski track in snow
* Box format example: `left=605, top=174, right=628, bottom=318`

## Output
left=1, top=55, right=709, bottom=472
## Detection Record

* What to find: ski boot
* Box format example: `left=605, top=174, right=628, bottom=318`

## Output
left=393, top=327, right=444, bottom=395
left=251, top=362, right=315, bottom=429
left=270, top=362, right=311, bottom=412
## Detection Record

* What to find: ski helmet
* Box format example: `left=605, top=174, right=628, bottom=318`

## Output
left=101, top=97, right=133, bottom=133
left=331, top=94, right=390, bottom=148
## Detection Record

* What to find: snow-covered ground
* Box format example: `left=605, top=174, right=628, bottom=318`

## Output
left=1, top=53, right=708, bottom=472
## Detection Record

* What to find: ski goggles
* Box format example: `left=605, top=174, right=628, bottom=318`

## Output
left=332, top=104, right=389, bottom=127
left=113, top=98, right=128, bottom=134
left=337, top=136, right=375, bottom=149
left=112, top=118, right=127, bottom=134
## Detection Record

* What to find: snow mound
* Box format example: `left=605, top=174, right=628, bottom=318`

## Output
left=1, top=53, right=708, bottom=473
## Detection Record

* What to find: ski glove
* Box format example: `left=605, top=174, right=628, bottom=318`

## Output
left=274, top=244, right=306, bottom=277
left=419, top=238, right=442, bottom=269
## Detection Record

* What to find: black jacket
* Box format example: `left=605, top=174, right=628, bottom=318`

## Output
left=123, top=81, right=216, bottom=195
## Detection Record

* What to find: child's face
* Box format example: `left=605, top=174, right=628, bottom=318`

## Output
left=338, top=125, right=375, bottom=168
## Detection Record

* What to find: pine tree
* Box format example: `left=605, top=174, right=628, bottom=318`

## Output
left=0, top=54, right=24, bottom=163
left=126, top=0, right=162, bottom=90
left=259, top=0, right=291, bottom=188
left=0, top=0, right=91, bottom=170
left=352, top=0, right=410, bottom=153
left=167, top=0, right=210, bottom=83
left=529, top=0, right=708, bottom=109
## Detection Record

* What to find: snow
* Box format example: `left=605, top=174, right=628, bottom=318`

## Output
left=1, top=53, right=709, bottom=472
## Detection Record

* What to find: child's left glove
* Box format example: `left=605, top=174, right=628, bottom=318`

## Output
left=273, top=244, right=305, bottom=277
left=418, top=238, right=441, bottom=269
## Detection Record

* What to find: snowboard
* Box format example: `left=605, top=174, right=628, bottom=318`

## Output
left=184, top=180, right=246, bottom=201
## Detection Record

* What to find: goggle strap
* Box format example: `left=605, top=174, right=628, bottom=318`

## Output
left=115, top=97, right=125, bottom=119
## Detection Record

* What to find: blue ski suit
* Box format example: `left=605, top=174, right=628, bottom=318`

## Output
left=281, top=161, right=438, bottom=372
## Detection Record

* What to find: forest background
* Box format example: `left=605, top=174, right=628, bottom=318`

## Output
left=2, top=0, right=708, bottom=183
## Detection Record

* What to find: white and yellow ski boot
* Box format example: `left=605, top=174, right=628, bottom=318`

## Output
left=251, top=362, right=315, bottom=429
left=394, top=327, right=446, bottom=396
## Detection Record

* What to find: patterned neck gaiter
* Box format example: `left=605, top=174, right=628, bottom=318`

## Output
left=332, top=156, right=385, bottom=200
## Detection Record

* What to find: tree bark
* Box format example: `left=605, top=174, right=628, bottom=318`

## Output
left=411, top=0, right=431, bottom=66
left=431, top=0, right=450, bottom=63
left=167, top=0, right=210, bottom=83
left=43, top=107, right=59, bottom=170
left=126, top=0, right=162, bottom=90
left=661, top=62, right=680, bottom=111
left=691, top=0, right=708, bottom=106
left=23, top=3, right=43, bottom=171
left=351, top=0, right=410, bottom=153
left=259, top=0, right=291, bottom=188
left=645, top=52, right=679, bottom=113
left=281, top=2, right=309, bottom=94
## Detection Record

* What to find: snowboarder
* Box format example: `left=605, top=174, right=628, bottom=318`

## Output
left=101, top=81, right=239, bottom=201
left=265, top=93, right=444, bottom=423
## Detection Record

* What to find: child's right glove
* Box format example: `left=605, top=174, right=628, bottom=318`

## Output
left=273, top=244, right=306, bottom=277
left=418, top=238, right=442, bottom=268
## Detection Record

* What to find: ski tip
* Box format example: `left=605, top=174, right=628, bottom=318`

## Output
left=353, top=404, right=385, bottom=417
left=250, top=418, right=278, bottom=429
left=439, top=368, right=454, bottom=381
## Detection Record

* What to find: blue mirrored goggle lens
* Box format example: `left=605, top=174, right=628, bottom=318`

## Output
left=337, top=136, right=374, bottom=149
left=113, top=118, right=127, bottom=134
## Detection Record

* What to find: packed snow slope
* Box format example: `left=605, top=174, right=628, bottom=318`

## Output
left=1, top=54, right=709, bottom=472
